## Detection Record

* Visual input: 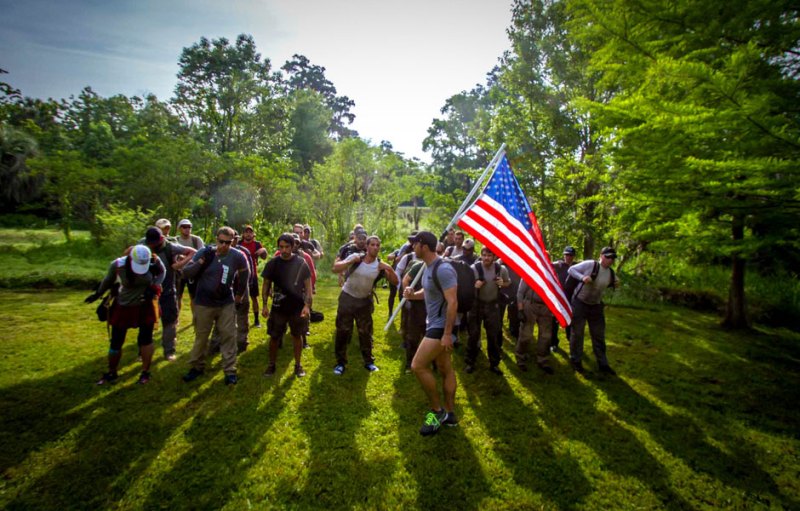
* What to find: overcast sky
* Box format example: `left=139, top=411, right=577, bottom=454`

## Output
left=0, top=0, right=513, bottom=161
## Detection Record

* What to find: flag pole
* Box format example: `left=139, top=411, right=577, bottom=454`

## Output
left=384, top=143, right=507, bottom=331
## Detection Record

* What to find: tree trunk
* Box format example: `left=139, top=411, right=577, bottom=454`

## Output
left=722, top=214, right=750, bottom=329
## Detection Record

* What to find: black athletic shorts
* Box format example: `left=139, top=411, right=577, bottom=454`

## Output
left=424, top=328, right=457, bottom=343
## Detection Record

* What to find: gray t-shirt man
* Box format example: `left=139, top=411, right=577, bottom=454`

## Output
left=342, top=259, right=381, bottom=299
left=568, top=260, right=613, bottom=305
left=422, top=258, right=457, bottom=330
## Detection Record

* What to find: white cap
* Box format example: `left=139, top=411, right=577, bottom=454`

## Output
left=130, top=245, right=152, bottom=275
left=178, top=218, right=192, bottom=227
left=155, top=218, right=171, bottom=229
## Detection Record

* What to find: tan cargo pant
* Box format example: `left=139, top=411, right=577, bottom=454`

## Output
left=515, top=301, right=554, bottom=366
left=189, top=303, right=238, bottom=375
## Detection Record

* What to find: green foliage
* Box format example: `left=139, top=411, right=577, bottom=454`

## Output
left=93, top=204, right=153, bottom=254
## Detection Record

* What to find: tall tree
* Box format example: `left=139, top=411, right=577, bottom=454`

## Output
left=569, top=0, right=800, bottom=327
left=282, top=54, right=357, bottom=139
left=173, top=34, right=287, bottom=155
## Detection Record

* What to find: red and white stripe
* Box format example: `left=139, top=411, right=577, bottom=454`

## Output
left=458, top=195, right=573, bottom=327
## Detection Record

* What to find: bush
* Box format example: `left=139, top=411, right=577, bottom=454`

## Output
left=94, top=204, right=153, bottom=254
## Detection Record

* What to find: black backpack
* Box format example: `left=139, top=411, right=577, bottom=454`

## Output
left=562, top=261, right=615, bottom=301
left=431, top=258, right=475, bottom=314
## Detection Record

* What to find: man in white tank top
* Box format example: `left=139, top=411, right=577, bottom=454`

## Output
left=331, top=235, right=398, bottom=375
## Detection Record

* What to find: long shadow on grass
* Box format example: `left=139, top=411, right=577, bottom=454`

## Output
left=515, top=367, right=690, bottom=509
left=459, top=367, right=593, bottom=509
left=391, top=369, right=492, bottom=509
left=2, top=341, right=259, bottom=509
left=600, top=375, right=797, bottom=508
left=139, top=343, right=296, bottom=510
left=295, top=331, right=394, bottom=508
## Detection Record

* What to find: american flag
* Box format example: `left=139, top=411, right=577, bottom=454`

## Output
left=457, top=155, right=572, bottom=327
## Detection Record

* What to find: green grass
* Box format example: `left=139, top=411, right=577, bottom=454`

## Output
left=0, top=284, right=798, bottom=510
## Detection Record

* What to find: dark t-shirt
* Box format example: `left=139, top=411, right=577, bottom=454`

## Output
left=261, top=255, right=311, bottom=315
left=185, top=246, right=250, bottom=307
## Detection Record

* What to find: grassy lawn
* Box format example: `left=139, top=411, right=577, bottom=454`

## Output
left=0, top=281, right=798, bottom=510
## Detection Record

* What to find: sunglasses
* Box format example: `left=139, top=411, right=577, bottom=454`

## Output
left=180, top=225, right=191, bottom=229
left=217, top=238, right=233, bottom=245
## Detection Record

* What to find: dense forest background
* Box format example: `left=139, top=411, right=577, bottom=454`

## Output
left=1, top=0, right=799, bottom=329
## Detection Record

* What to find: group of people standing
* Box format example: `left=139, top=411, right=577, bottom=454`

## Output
left=85, top=219, right=619, bottom=438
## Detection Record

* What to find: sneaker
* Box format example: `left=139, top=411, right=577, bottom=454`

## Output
left=443, top=411, right=459, bottom=427
left=419, top=409, right=447, bottom=436
left=489, top=366, right=504, bottom=376
left=254, top=320, right=261, bottom=328
left=538, top=364, right=555, bottom=375
left=599, top=364, right=617, bottom=376
left=96, top=372, right=118, bottom=385
left=294, top=365, right=306, bottom=378
left=571, top=360, right=586, bottom=374
left=333, top=364, right=346, bottom=376
left=182, top=368, right=203, bottom=382
left=364, top=363, right=379, bottom=372
left=137, top=371, right=151, bottom=384
left=224, top=373, right=238, bottom=386
left=303, top=340, right=311, bottom=349
left=264, top=364, right=276, bottom=377
left=165, top=353, right=177, bottom=362
left=464, top=364, right=475, bottom=374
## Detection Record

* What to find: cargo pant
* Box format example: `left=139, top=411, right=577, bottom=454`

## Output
left=403, top=300, right=427, bottom=368
left=159, top=291, right=178, bottom=356
left=467, top=300, right=502, bottom=367
left=209, top=294, right=250, bottom=353
left=515, top=301, right=554, bottom=367
left=335, top=291, right=375, bottom=366
left=189, top=303, right=238, bottom=375
left=569, top=299, right=609, bottom=366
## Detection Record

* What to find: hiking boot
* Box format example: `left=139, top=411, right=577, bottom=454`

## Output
left=96, top=372, right=118, bottom=385
left=224, top=373, right=238, bottom=386
left=182, top=368, right=204, bottom=382
left=264, top=364, right=276, bottom=377
left=333, top=364, right=346, bottom=376
left=443, top=411, right=459, bottom=427
left=294, top=365, right=306, bottom=378
left=464, top=364, right=475, bottom=374
left=419, top=409, right=448, bottom=436
left=599, top=364, right=617, bottom=376
left=364, top=363, right=379, bottom=372
left=137, top=371, right=151, bottom=384
left=489, top=366, right=504, bottom=376
left=165, top=353, right=177, bottom=362
left=571, top=360, right=586, bottom=374
left=538, top=364, right=555, bottom=375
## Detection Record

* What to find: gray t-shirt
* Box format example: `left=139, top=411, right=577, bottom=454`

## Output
left=422, top=258, right=457, bottom=329
left=569, top=260, right=613, bottom=305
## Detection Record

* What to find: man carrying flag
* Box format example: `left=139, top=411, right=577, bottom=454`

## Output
left=457, top=154, right=572, bottom=335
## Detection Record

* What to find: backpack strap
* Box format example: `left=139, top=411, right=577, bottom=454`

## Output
left=431, top=258, right=445, bottom=317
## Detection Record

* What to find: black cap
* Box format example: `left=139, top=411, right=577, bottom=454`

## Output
left=407, top=230, right=419, bottom=241
left=145, top=227, right=163, bottom=245
left=409, top=231, right=438, bottom=251
left=601, top=246, right=617, bottom=259
left=563, top=246, right=576, bottom=256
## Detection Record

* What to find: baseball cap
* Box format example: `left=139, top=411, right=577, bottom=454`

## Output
left=601, top=246, right=617, bottom=259
left=303, top=224, right=312, bottom=233
left=178, top=218, right=192, bottom=228
left=409, top=231, right=438, bottom=251
left=563, top=246, right=576, bottom=256
left=130, top=245, right=152, bottom=275
left=145, top=227, right=163, bottom=245
left=407, top=230, right=419, bottom=241
left=243, top=224, right=254, bottom=232
left=155, top=218, right=171, bottom=229
left=463, top=239, right=475, bottom=250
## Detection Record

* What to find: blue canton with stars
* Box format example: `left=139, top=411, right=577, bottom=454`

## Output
left=482, top=155, right=533, bottom=231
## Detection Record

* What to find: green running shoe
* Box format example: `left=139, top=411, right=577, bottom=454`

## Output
left=419, top=409, right=447, bottom=436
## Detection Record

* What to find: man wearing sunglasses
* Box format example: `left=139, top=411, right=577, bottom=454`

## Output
left=181, top=227, right=250, bottom=386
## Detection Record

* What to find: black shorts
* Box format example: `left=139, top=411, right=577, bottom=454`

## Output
left=425, top=328, right=444, bottom=340
left=248, top=274, right=260, bottom=298
left=267, top=309, right=307, bottom=340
